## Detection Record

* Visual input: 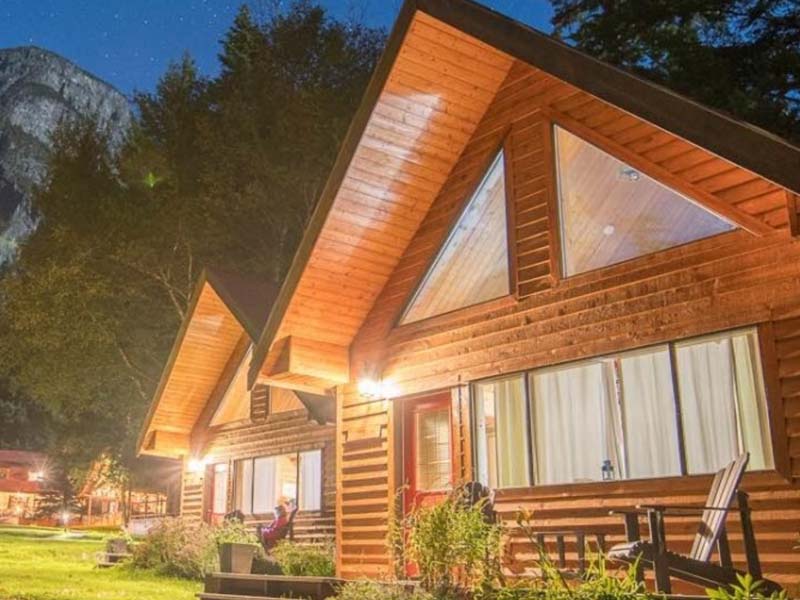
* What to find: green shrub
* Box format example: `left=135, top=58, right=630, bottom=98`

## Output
left=130, top=517, right=217, bottom=579
left=271, top=540, right=335, bottom=576
left=332, top=580, right=435, bottom=600
left=130, top=517, right=260, bottom=580
left=211, top=518, right=260, bottom=547
left=402, top=490, right=503, bottom=597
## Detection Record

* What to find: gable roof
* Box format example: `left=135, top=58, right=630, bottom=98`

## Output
left=249, top=0, right=800, bottom=387
left=138, top=269, right=277, bottom=457
left=206, top=269, right=274, bottom=340
left=0, top=450, right=46, bottom=468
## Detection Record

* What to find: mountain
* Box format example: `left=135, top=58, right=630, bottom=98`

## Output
left=0, top=46, right=132, bottom=264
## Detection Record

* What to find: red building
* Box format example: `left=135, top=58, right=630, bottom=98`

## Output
left=0, top=450, right=51, bottom=524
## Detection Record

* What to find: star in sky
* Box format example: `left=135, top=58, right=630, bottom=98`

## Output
left=0, top=0, right=553, bottom=95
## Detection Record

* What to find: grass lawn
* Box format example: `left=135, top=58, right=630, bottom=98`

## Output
left=0, top=525, right=201, bottom=600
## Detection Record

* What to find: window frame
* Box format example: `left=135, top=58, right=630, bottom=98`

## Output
left=233, top=449, right=324, bottom=517
left=471, top=325, right=781, bottom=491
left=395, top=136, right=517, bottom=328
left=545, top=117, right=741, bottom=283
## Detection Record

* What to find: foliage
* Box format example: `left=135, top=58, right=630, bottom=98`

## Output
left=706, top=573, right=787, bottom=600
left=0, top=525, right=200, bottom=600
left=332, top=580, right=436, bottom=600
left=550, top=0, right=800, bottom=143
left=211, top=518, right=261, bottom=547
left=130, top=517, right=261, bottom=580
left=271, top=539, right=335, bottom=576
left=0, top=1, right=383, bottom=475
left=401, top=489, right=504, bottom=597
left=130, top=517, right=218, bottom=579
left=0, top=378, right=54, bottom=450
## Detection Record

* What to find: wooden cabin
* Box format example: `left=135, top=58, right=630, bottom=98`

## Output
left=78, top=456, right=180, bottom=528
left=138, top=269, right=336, bottom=542
left=245, top=0, right=800, bottom=591
left=0, top=450, right=51, bottom=524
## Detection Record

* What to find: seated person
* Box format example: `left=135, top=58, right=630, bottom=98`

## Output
left=256, top=498, right=295, bottom=551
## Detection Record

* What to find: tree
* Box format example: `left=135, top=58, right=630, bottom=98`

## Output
left=0, top=2, right=384, bottom=475
left=0, top=381, right=54, bottom=450
left=550, top=0, right=800, bottom=142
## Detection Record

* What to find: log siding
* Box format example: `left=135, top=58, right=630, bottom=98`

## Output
left=336, top=59, right=800, bottom=589
left=180, top=394, right=336, bottom=543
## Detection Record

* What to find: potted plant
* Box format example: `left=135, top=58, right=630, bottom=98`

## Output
left=214, top=517, right=260, bottom=574
left=218, top=541, right=257, bottom=574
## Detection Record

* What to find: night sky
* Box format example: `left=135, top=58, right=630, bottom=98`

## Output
left=0, top=1, right=553, bottom=96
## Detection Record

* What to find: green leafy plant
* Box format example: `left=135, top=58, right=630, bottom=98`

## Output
left=130, top=517, right=261, bottom=579
left=706, top=574, right=786, bottom=600
left=130, top=517, right=217, bottom=579
left=271, top=540, right=335, bottom=576
left=211, top=518, right=260, bottom=547
left=331, top=580, right=435, bottom=600
left=402, top=488, right=504, bottom=598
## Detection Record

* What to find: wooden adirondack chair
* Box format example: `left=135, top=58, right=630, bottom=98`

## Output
left=608, top=453, right=781, bottom=594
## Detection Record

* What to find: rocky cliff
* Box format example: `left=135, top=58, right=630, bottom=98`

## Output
left=0, top=46, right=132, bottom=264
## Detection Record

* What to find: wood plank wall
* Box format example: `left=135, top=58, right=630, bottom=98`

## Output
left=336, top=60, right=800, bottom=587
left=179, top=395, right=336, bottom=541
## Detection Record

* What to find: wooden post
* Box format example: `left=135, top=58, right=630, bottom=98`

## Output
left=716, top=527, right=732, bottom=569
left=648, top=509, right=671, bottom=594
left=738, top=491, right=762, bottom=579
left=556, top=535, right=566, bottom=568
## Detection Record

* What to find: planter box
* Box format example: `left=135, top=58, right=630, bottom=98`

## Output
left=106, top=538, right=129, bottom=555
left=218, top=542, right=257, bottom=574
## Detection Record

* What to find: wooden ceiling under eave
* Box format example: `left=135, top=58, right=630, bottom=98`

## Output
left=255, top=12, right=514, bottom=387
left=140, top=282, right=247, bottom=458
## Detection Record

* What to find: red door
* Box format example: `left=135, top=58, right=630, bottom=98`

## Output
left=404, top=392, right=456, bottom=515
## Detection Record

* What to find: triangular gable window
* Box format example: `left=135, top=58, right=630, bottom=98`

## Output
left=400, top=151, right=510, bottom=325
left=555, top=126, right=735, bottom=277
left=210, top=347, right=252, bottom=427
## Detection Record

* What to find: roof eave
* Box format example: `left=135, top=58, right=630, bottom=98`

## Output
left=247, top=0, right=422, bottom=387
left=136, top=270, right=212, bottom=456
left=248, top=0, right=800, bottom=387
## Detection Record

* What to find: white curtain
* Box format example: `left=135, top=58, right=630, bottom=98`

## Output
left=532, top=361, right=611, bottom=484
left=475, top=376, right=529, bottom=489
left=495, top=377, right=529, bottom=487
left=676, top=337, right=740, bottom=474
left=731, top=333, right=773, bottom=470
left=619, top=348, right=681, bottom=478
left=234, top=459, right=253, bottom=514
left=299, top=450, right=322, bottom=511
left=474, top=385, right=494, bottom=488
left=212, top=464, right=228, bottom=514
left=253, top=456, right=276, bottom=514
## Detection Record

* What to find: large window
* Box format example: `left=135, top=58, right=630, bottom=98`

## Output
left=474, top=328, right=773, bottom=488
left=555, top=126, right=735, bottom=277
left=400, top=151, right=510, bottom=324
left=234, top=449, right=322, bottom=514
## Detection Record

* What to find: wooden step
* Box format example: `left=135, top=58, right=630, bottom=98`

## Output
left=205, top=573, right=344, bottom=600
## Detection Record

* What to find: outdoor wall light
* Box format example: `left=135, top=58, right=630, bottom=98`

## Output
left=357, top=378, right=398, bottom=399
left=187, top=456, right=209, bottom=474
